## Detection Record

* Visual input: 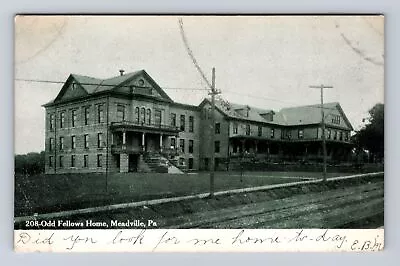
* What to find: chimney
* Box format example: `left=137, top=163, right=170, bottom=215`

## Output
left=119, top=69, right=125, bottom=76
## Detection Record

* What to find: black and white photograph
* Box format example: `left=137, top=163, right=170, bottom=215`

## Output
left=13, top=15, right=384, bottom=252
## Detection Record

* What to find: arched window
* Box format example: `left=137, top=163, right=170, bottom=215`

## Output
left=135, top=107, right=140, bottom=124
left=140, top=107, right=146, bottom=124
left=146, top=108, right=151, bottom=125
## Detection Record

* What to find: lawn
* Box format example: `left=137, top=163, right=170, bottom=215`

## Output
left=14, top=171, right=344, bottom=216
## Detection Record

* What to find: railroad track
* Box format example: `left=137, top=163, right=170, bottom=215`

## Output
left=163, top=181, right=383, bottom=229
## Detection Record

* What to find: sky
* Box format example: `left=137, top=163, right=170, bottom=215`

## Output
left=14, top=15, right=384, bottom=154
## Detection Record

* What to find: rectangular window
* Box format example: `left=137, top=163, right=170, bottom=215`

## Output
left=59, top=137, right=64, bottom=150
left=215, top=122, right=221, bottom=134
left=180, top=115, right=185, bottom=131
left=298, top=129, right=304, bottom=139
left=327, top=129, right=331, bottom=139
left=271, top=128, right=275, bottom=138
left=189, top=116, right=194, bottom=132
left=59, top=156, right=63, bottom=168
left=49, top=156, right=53, bottom=167
left=135, top=107, right=140, bottom=124
left=49, top=138, right=54, bottom=151
left=84, top=107, right=90, bottom=125
left=98, top=105, right=104, bottom=123
left=71, top=135, right=76, bottom=149
left=233, top=123, right=238, bottom=134
left=345, top=132, right=349, bottom=141
left=179, top=139, right=185, bottom=153
left=97, top=154, right=102, bottom=167
left=189, top=140, right=194, bottom=153
left=84, top=134, right=89, bottom=149
left=170, top=138, right=176, bottom=149
left=60, top=112, right=65, bottom=128
left=339, top=131, right=343, bottom=141
left=71, top=109, right=77, bottom=127
left=49, top=114, right=55, bottom=130
left=214, top=141, right=220, bottom=153
left=170, top=113, right=177, bottom=127
left=188, top=158, right=194, bottom=170
left=116, top=105, right=125, bottom=122
left=71, top=155, right=76, bottom=167
left=334, top=130, right=338, bottom=140
left=179, top=157, right=185, bottom=166
left=97, top=133, right=103, bottom=148
left=83, top=155, right=88, bottom=167
left=155, top=110, right=162, bottom=126
left=246, top=124, right=251, bottom=135
left=258, top=126, right=262, bottom=137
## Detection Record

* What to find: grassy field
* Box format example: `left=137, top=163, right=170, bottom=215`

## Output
left=15, top=171, right=346, bottom=216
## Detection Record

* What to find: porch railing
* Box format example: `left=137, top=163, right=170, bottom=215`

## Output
left=110, top=121, right=180, bottom=132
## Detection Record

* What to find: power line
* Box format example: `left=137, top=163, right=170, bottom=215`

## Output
left=14, top=78, right=208, bottom=91
left=178, top=18, right=213, bottom=89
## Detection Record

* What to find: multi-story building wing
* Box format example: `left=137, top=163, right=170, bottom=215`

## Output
left=43, top=70, right=353, bottom=174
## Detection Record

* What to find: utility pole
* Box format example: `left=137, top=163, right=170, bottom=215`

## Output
left=209, top=67, right=220, bottom=197
left=310, top=84, right=333, bottom=182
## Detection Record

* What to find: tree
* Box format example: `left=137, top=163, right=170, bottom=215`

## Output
left=14, top=151, right=45, bottom=176
left=352, top=103, right=384, bottom=163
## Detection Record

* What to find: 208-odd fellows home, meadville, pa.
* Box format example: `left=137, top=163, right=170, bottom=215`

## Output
left=43, top=69, right=353, bottom=174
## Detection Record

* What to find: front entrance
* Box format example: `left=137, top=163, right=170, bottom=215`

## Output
left=129, top=154, right=139, bottom=172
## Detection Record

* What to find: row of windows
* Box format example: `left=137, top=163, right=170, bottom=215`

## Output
left=48, top=154, right=103, bottom=168
left=49, top=133, right=104, bottom=151
left=170, top=113, right=194, bottom=132
left=324, top=129, right=349, bottom=141
left=170, top=138, right=194, bottom=153
left=178, top=157, right=194, bottom=169
left=49, top=105, right=104, bottom=130
left=49, top=106, right=196, bottom=133
left=232, top=123, right=276, bottom=138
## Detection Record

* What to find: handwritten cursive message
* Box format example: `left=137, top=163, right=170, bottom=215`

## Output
left=14, top=229, right=384, bottom=252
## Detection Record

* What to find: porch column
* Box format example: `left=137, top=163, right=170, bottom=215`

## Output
left=111, top=132, right=114, bottom=145
left=255, top=140, right=258, bottom=154
left=159, top=134, right=163, bottom=152
left=267, top=143, right=270, bottom=157
left=241, top=139, right=245, bottom=154
left=142, top=132, right=146, bottom=151
left=122, top=131, right=126, bottom=145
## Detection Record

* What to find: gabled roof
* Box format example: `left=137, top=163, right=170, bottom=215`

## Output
left=199, top=98, right=285, bottom=125
left=279, top=102, right=354, bottom=130
left=199, top=98, right=353, bottom=130
left=279, top=102, right=339, bottom=126
left=48, top=70, right=173, bottom=105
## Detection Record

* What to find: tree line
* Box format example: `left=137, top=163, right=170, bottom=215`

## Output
left=15, top=151, right=45, bottom=176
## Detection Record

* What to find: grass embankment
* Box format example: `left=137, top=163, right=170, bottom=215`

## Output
left=15, top=171, right=342, bottom=216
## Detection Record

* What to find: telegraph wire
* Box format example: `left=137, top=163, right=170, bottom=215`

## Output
left=178, top=18, right=213, bottom=89
left=14, top=78, right=208, bottom=91
left=15, top=78, right=336, bottom=110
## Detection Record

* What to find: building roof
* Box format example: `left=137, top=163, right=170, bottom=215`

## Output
left=212, top=99, right=285, bottom=125
left=44, top=70, right=173, bottom=106
left=201, top=98, right=353, bottom=130
left=279, top=102, right=339, bottom=126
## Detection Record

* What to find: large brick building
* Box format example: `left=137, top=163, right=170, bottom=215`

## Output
left=43, top=70, right=353, bottom=174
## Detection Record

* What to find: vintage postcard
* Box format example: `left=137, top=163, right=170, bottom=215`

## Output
left=14, top=15, right=384, bottom=252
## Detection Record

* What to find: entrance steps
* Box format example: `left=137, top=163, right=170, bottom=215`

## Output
left=143, top=152, right=168, bottom=173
